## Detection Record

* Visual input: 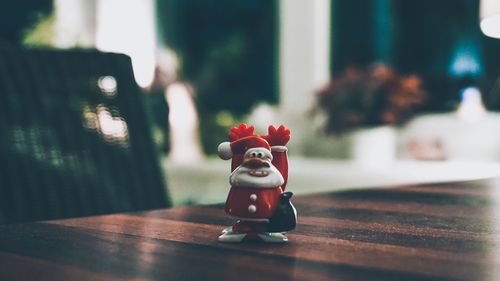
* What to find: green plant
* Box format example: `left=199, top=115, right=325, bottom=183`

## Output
left=22, top=12, right=55, bottom=47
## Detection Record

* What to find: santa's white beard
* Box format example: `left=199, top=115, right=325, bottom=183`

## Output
left=230, top=165, right=284, bottom=188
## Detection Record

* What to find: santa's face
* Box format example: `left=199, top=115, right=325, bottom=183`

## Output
left=230, top=147, right=284, bottom=188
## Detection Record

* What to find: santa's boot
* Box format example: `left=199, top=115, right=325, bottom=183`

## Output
left=257, top=232, right=288, bottom=243
left=217, top=230, right=246, bottom=243
left=218, top=220, right=267, bottom=243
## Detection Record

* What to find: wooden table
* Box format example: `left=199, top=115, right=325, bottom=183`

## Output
left=1, top=179, right=500, bottom=281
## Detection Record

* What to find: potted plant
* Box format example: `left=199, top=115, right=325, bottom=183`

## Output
left=312, top=64, right=427, bottom=166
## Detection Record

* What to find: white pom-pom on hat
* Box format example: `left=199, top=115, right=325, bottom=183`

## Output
left=217, top=142, right=233, bottom=160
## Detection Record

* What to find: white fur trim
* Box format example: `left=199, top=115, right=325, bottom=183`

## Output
left=217, top=142, right=233, bottom=160
left=271, top=145, right=288, bottom=152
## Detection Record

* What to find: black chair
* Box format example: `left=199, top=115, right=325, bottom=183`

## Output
left=0, top=46, right=171, bottom=224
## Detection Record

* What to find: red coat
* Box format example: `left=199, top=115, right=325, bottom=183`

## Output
left=225, top=186, right=283, bottom=219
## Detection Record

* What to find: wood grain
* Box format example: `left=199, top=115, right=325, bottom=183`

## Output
left=1, top=178, right=500, bottom=280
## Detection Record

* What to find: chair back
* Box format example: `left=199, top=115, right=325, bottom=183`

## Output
left=0, top=46, right=170, bottom=224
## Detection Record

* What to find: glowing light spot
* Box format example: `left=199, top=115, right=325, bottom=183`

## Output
left=97, top=76, right=117, bottom=97
left=457, top=87, right=486, bottom=123
left=97, top=110, right=128, bottom=139
left=448, top=41, right=482, bottom=78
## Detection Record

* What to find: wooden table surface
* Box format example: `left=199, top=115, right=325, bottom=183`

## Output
left=1, top=179, right=500, bottom=281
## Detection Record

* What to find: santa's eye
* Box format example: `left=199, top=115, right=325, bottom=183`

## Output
left=257, top=152, right=264, bottom=158
left=250, top=152, right=257, bottom=157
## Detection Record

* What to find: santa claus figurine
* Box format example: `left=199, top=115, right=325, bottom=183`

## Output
left=217, top=123, right=296, bottom=243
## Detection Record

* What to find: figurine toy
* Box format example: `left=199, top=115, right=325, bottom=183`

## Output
left=217, top=123, right=297, bottom=243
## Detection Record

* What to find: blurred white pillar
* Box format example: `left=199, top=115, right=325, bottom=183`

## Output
left=277, top=0, right=331, bottom=154
left=95, top=0, right=157, bottom=88
left=54, top=0, right=96, bottom=48
left=279, top=0, right=331, bottom=115
left=166, top=83, right=204, bottom=164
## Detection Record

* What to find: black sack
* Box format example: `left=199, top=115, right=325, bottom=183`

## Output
left=267, top=192, right=297, bottom=232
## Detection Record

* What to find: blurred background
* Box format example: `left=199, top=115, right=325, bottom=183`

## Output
left=2, top=0, right=500, bottom=219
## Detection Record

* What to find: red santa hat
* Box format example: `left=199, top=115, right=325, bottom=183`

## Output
left=217, top=136, right=271, bottom=160
left=218, top=136, right=271, bottom=171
